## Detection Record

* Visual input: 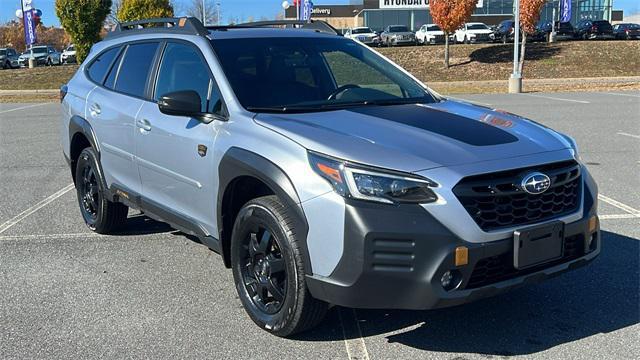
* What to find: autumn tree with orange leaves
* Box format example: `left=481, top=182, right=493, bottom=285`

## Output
left=518, top=0, right=546, bottom=75
left=430, top=0, right=477, bottom=68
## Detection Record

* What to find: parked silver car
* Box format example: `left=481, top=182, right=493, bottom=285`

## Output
left=380, top=25, right=416, bottom=46
left=60, top=17, right=600, bottom=337
left=0, top=48, right=20, bottom=69
left=18, top=45, right=61, bottom=66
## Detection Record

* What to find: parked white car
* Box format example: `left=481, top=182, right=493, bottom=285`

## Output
left=453, top=22, right=495, bottom=44
left=61, top=44, right=76, bottom=64
left=416, top=24, right=446, bottom=45
left=344, top=27, right=380, bottom=46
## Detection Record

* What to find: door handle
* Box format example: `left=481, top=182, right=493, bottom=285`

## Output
left=136, top=118, right=152, bottom=131
left=89, top=103, right=101, bottom=116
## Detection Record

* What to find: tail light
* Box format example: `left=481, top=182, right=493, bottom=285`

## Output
left=591, top=25, right=598, bottom=32
left=59, top=84, right=68, bottom=103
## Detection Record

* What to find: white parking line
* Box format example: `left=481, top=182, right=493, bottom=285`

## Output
left=604, top=92, right=640, bottom=98
left=523, top=94, right=590, bottom=104
left=598, top=195, right=640, bottom=217
left=339, top=308, right=370, bottom=360
left=617, top=132, right=640, bottom=140
left=0, top=183, right=74, bottom=234
left=0, top=103, right=48, bottom=115
left=599, top=214, right=640, bottom=220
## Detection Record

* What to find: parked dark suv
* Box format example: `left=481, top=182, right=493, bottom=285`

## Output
left=613, top=23, right=640, bottom=40
left=537, top=21, right=575, bottom=41
left=575, top=20, right=614, bottom=40
left=494, top=20, right=515, bottom=43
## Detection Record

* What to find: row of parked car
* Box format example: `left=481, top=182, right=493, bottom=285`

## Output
left=343, top=20, right=640, bottom=47
left=0, top=44, right=76, bottom=69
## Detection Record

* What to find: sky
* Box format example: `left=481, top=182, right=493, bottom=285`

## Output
left=0, top=0, right=638, bottom=27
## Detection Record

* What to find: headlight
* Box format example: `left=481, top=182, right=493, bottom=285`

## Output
left=309, top=152, right=438, bottom=205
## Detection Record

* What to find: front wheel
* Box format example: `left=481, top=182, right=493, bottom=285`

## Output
left=231, top=195, right=327, bottom=337
left=75, top=147, right=128, bottom=233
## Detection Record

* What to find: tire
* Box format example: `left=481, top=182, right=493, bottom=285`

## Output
left=231, top=195, right=328, bottom=337
left=502, top=35, right=507, bottom=44
left=464, top=36, right=469, bottom=44
left=75, top=147, right=128, bottom=234
left=46, top=58, right=52, bottom=66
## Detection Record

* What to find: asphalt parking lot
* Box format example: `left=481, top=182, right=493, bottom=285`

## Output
left=1, top=91, right=638, bottom=359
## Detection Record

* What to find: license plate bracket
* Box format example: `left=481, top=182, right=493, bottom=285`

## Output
left=514, top=222, right=564, bottom=270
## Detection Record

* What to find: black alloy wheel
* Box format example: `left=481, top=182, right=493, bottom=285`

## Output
left=74, top=147, right=128, bottom=233
left=240, top=227, right=288, bottom=314
left=79, top=162, right=100, bottom=224
left=231, top=195, right=327, bottom=336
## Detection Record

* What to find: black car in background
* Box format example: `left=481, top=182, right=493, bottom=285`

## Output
left=537, top=21, right=575, bottom=41
left=574, top=19, right=614, bottom=40
left=494, top=20, right=515, bottom=43
left=613, top=23, right=640, bottom=40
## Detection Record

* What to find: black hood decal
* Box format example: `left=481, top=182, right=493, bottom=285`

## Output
left=348, top=104, right=518, bottom=146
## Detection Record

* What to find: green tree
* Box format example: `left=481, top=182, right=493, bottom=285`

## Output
left=117, top=0, right=174, bottom=22
left=55, top=0, right=112, bottom=63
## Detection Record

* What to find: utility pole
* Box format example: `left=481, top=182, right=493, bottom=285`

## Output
left=217, top=2, right=221, bottom=25
left=509, top=0, right=522, bottom=93
left=202, top=0, right=206, bottom=26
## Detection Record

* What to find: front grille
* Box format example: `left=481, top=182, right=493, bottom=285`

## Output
left=465, top=234, right=584, bottom=289
left=475, top=34, right=490, bottom=41
left=453, top=161, right=581, bottom=232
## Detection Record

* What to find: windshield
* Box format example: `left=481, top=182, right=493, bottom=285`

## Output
left=389, top=26, right=409, bottom=32
left=68, top=45, right=75, bottom=51
left=427, top=25, right=441, bottom=31
left=352, top=28, right=373, bottom=34
left=211, top=37, right=436, bottom=112
left=32, top=47, right=47, bottom=54
left=0, top=50, right=6, bottom=56
left=467, top=24, right=489, bottom=30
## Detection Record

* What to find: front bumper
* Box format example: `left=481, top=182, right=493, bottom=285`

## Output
left=306, top=178, right=599, bottom=310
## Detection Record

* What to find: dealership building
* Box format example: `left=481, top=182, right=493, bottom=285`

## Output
left=285, top=0, right=619, bottom=32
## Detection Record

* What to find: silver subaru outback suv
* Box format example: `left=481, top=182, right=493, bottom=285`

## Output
left=60, top=18, right=599, bottom=337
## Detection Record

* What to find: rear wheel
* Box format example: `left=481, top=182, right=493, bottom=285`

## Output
left=231, top=195, right=327, bottom=337
left=75, top=147, right=128, bottom=234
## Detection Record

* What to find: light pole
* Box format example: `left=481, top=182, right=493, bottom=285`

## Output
left=509, top=0, right=522, bottom=93
left=202, top=0, right=206, bottom=26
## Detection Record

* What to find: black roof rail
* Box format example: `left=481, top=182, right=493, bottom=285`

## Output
left=106, top=17, right=209, bottom=38
left=222, top=20, right=341, bottom=35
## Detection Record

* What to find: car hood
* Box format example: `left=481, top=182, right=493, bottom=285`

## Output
left=254, top=100, right=573, bottom=173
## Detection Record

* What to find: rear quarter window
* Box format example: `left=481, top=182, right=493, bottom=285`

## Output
left=87, top=47, right=120, bottom=84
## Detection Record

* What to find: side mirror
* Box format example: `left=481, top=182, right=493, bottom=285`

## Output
left=158, top=90, right=205, bottom=119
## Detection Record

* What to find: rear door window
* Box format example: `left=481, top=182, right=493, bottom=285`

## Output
left=114, top=42, right=160, bottom=98
left=87, top=46, right=120, bottom=84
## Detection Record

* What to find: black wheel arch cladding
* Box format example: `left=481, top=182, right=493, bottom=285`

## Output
left=69, top=115, right=102, bottom=183
left=217, top=147, right=312, bottom=273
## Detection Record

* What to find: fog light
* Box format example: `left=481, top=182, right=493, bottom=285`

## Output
left=588, top=232, right=598, bottom=252
left=440, top=270, right=462, bottom=291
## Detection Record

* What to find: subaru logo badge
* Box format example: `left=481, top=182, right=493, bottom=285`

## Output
left=521, top=172, right=551, bottom=194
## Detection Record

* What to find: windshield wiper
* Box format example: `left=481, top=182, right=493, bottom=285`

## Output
left=246, top=98, right=432, bottom=114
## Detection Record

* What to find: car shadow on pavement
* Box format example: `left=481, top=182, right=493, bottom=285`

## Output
left=470, top=43, right=562, bottom=64
left=110, top=213, right=174, bottom=236
left=301, top=230, right=639, bottom=356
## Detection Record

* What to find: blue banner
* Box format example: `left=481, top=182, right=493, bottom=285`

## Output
left=23, top=9, right=37, bottom=46
left=302, top=0, right=313, bottom=21
left=560, top=0, right=572, bottom=23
